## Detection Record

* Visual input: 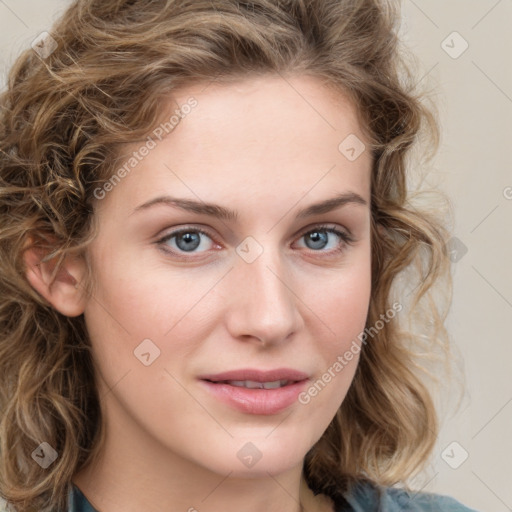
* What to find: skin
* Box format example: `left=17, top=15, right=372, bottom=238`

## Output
left=26, top=74, right=372, bottom=512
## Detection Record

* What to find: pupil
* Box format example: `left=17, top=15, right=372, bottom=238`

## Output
left=177, top=232, right=200, bottom=251
left=306, top=231, right=327, bottom=250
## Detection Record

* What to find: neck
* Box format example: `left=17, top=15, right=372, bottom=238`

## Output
left=73, top=453, right=330, bottom=512
left=72, top=406, right=333, bottom=512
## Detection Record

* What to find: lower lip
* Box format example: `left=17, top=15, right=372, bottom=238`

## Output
left=200, top=380, right=308, bottom=415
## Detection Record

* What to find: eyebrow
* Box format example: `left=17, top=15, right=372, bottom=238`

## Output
left=131, top=192, right=367, bottom=221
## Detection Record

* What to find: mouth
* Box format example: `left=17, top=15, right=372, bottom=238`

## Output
left=198, top=368, right=309, bottom=415
left=199, top=368, right=309, bottom=383
left=211, top=379, right=293, bottom=389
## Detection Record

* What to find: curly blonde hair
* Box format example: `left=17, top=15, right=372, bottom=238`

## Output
left=0, top=0, right=451, bottom=510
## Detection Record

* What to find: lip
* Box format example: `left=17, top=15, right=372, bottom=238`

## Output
left=199, top=368, right=309, bottom=383
left=198, top=368, right=310, bottom=415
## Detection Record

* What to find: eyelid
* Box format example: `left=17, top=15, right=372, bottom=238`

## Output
left=159, top=225, right=213, bottom=240
left=157, top=225, right=219, bottom=250
left=157, top=223, right=354, bottom=243
left=295, top=222, right=355, bottom=242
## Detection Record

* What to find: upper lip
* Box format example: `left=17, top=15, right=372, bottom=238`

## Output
left=199, top=368, right=309, bottom=383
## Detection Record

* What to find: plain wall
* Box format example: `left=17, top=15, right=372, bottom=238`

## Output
left=0, top=1, right=511, bottom=511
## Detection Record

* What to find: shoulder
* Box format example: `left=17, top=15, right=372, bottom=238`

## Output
left=341, top=480, right=480, bottom=512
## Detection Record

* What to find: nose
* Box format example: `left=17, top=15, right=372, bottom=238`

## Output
left=223, top=246, right=303, bottom=347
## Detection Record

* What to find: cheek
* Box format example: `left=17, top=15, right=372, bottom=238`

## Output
left=294, top=267, right=370, bottom=446
left=310, top=252, right=372, bottom=343
left=303, top=251, right=371, bottom=394
left=84, top=239, right=203, bottom=334
left=82, top=249, right=222, bottom=391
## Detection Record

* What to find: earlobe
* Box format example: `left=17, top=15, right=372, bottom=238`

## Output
left=23, top=240, right=88, bottom=317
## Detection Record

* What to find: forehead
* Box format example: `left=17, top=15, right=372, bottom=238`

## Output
left=168, top=73, right=367, bottom=160
left=99, top=74, right=371, bottom=216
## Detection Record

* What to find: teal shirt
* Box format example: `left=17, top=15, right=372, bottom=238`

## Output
left=68, top=481, right=479, bottom=511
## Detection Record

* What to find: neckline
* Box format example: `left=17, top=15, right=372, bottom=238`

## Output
left=70, top=483, right=99, bottom=512
left=69, top=481, right=357, bottom=512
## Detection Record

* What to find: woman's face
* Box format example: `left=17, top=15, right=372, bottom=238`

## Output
left=84, top=74, right=372, bottom=478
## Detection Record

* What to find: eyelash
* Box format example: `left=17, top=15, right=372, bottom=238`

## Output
left=156, top=224, right=355, bottom=260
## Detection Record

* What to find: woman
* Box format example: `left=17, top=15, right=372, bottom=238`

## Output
left=0, top=0, right=477, bottom=511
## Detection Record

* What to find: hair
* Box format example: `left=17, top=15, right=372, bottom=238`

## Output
left=0, top=0, right=452, bottom=510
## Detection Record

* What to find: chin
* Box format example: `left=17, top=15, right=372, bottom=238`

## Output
left=186, top=434, right=310, bottom=478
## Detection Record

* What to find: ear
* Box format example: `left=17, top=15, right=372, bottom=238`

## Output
left=371, top=216, right=388, bottom=238
left=23, top=240, right=88, bottom=317
left=376, top=223, right=387, bottom=237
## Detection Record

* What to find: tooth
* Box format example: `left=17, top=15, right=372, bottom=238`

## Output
left=263, top=380, right=283, bottom=389
left=225, top=380, right=291, bottom=389
left=245, top=380, right=264, bottom=389
left=228, top=380, right=246, bottom=387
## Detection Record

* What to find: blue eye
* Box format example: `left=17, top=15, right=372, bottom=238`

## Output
left=297, top=226, right=353, bottom=253
left=159, top=228, right=214, bottom=254
left=157, top=224, right=354, bottom=259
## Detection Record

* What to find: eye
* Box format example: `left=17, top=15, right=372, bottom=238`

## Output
left=295, top=225, right=354, bottom=254
left=156, top=224, right=354, bottom=259
left=157, top=227, right=216, bottom=255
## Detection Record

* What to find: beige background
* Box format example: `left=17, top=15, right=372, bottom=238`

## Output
left=0, top=1, right=511, bottom=511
